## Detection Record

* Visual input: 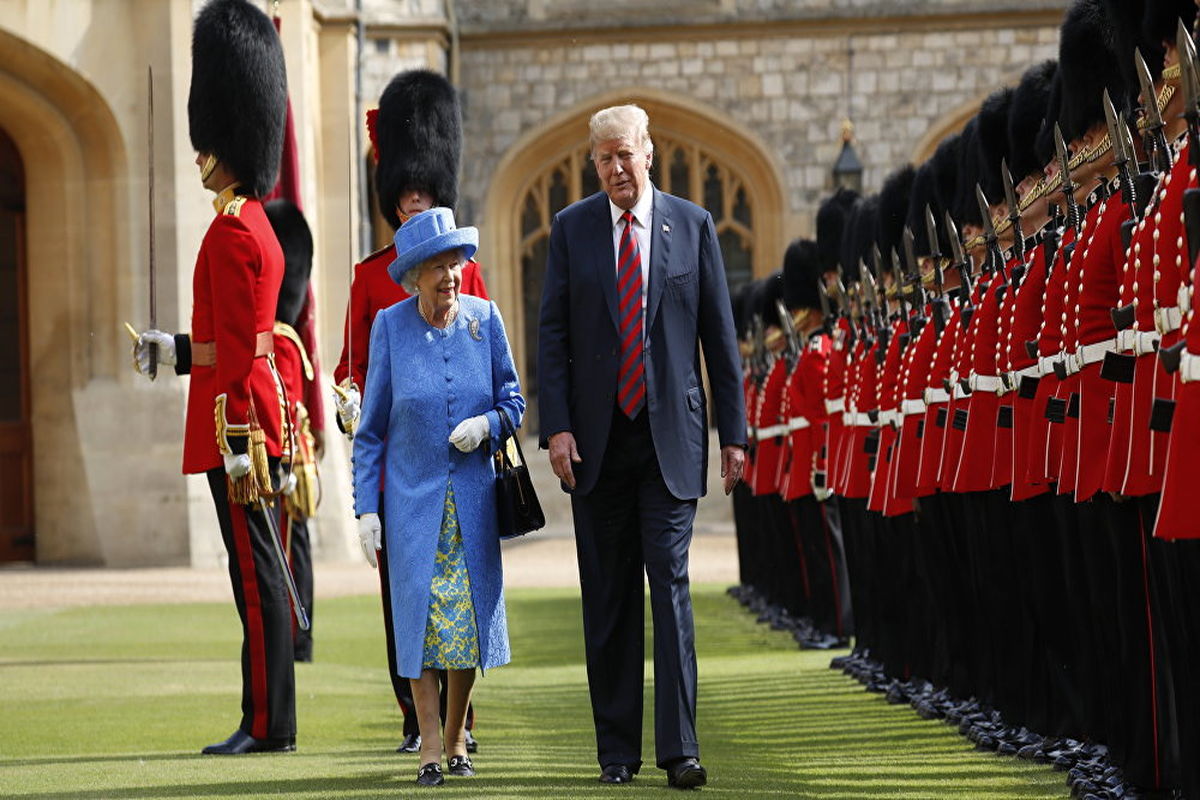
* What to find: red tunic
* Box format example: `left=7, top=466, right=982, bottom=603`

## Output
left=841, top=338, right=876, bottom=499
left=333, top=243, right=490, bottom=390
left=182, top=196, right=285, bottom=475
left=954, top=270, right=1008, bottom=493
left=917, top=305, right=960, bottom=495
left=780, top=335, right=830, bottom=502
left=892, top=303, right=936, bottom=501
left=751, top=357, right=789, bottom=497
left=871, top=318, right=910, bottom=516
left=941, top=281, right=986, bottom=491
left=1002, top=239, right=1049, bottom=501
left=823, top=322, right=850, bottom=494
left=1028, top=226, right=1077, bottom=485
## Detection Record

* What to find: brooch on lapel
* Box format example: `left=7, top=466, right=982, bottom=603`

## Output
left=468, top=317, right=483, bottom=341
left=662, top=223, right=671, bottom=234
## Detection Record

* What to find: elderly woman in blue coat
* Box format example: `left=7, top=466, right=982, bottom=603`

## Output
left=353, top=207, right=524, bottom=787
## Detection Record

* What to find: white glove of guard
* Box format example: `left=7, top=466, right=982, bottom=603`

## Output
left=358, top=513, right=381, bottom=568
left=224, top=453, right=252, bottom=478
left=449, top=414, right=490, bottom=453
left=134, top=329, right=176, bottom=376
left=282, top=471, right=298, bottom=496
left=335, top=385, right=361, bottom=439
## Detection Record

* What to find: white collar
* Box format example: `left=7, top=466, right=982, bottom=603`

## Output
left=608, top=185, right=654, bottom=230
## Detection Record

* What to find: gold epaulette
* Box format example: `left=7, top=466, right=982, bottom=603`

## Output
left=273, top=321, right=315, bottom=381
left=223, top=196, right=248, bottom=217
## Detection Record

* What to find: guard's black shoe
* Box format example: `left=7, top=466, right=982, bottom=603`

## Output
left=600, top=764, right=634, bottom=784
left=666, top=757, right=707, bottom=789
left=397, top=733, right=421, bottom=753
left=465, top=728, right=478, bottom=753
left=416, top=762, right=444, bottom=787
left=447, top=755, right=475, bottom=777
left=201, top=729, right=295, bottom=755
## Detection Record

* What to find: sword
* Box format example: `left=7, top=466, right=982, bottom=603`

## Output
left=1001, top=160, right=1024, bottom=261
left=259, top=497, right=311, bottom=631
left=147, top=66, right=158, bottom=380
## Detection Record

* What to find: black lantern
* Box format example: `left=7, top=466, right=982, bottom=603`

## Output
left=832, top=118, right=864, bottom=192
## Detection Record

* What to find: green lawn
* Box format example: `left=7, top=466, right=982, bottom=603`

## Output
left=0, top=584, right=1067, bottom=799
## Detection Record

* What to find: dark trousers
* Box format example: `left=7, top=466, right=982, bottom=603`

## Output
left=377, top=494, right=474, bottom=738
left=571, top=408, right=699, bottom=771
left=206, top=468, right=296, bottom=741
left=280, top=508, right=313, bottom=661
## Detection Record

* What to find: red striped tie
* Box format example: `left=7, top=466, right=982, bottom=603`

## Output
left=617, top=211, right=645, bottom=418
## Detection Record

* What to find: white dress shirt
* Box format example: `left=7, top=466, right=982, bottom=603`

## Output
left=608, top=187, right=653, bottom=312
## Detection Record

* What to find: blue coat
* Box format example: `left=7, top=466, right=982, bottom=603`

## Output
left=537, top=187, right=746, bottom=498
left=353, top=294, right=525, bottom=678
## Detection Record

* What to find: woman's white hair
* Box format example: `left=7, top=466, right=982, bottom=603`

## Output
left=401, top=248, right=465, bottom=294
left=589, top=104, right=653, bottom=158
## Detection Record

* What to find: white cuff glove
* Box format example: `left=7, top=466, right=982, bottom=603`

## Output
left=224, top=453, right=252, bottom=478
left=335, top=385, right=361, bottom=439
left=134, top=329, right=176, bottom=375
left=449, top=414, right=491, bottom=453
left=358, top=512, right=381, bottom=568
left=282, top=471, right=298, bottom=496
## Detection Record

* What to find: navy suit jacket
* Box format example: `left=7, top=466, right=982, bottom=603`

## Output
left=537, top=187, right=747, bottom=499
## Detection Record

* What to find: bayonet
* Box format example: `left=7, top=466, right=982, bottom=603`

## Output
left=976, top=184, right=1002, bottom=273
left=817, top=280, right=833, bottom=331
left=1137, top=47, right=1173, bottom=173
left=1001, top=160, right=1024, bottom=261
left=1180, top=19, right=1200, bottom=169
left=775, top=298, right=801, bottom=360
left=944, top=210, right=973, bottom=304
left=1055, top=123, right=1082, bottom=231
left=924, top=205, right=944, bottom=296
left=1104, top=88, right=1140, bottom=217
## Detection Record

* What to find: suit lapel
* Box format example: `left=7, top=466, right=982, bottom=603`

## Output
left=592, top=194, right=619, bottom=330
left=645, top=188, right=672, bottom=336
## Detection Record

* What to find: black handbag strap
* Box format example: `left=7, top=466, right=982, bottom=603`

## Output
left=496, top=408, right=527, bottom=467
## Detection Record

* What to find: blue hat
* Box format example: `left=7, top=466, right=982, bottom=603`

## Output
left=387, top=207, right=478, bottom=286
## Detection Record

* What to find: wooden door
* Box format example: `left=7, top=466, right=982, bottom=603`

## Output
left=0, top=126, right=32, bottom=562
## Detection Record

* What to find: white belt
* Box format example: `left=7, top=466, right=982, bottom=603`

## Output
left=924, top=387, right=950, bottom=404
left=850, top=412, right=874, bottom=426
left=1132, top=329, right=1160, bottom=356
left=1074, top=338, right=1118, bottom=369
left=1180, top=283, right=1192, bottom=315
left=901, top=398, right=926, bottom=416
left=879, top=409, right=898, bottom=427
left=968, top=373, right=1004, bottom=393
left=747, top=426, right=757, bottom=441
left=1038, top=355, right=1058, bottom=377
left=1014, top=363, right=1041, bottom=380
left=757, top=423, right=788, bottom=439
left=1058, top=351, right=1079, bottom=376
left=1116, top=328, right=1135, bottom=352
left=1181, top=350, right=1200, bottom=383
left=825, top=397, right=845, bottom=414
left=1156, top=306, right=1183, bottom=335
left=787, top=416, right=810, bottom=431
left=952, top=383, right=971, bottom=400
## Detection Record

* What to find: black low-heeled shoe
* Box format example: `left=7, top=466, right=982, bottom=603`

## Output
left=416, top=762, right=444, bottom=787
left=447, top=755, right=475, bottom=777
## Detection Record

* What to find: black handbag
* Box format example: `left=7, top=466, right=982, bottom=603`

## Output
left=494, top=408, right=545, bottom=539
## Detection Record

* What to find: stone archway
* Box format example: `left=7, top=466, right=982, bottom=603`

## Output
left=0, top=30, right=184, bottom=565
left=481, top=88, right=787, bottom=407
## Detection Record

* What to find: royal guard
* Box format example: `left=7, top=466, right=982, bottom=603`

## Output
left=332, top=69, right=483, bottom=755
left=265, top=199, right=321, bottom=664
left=133, top=0, right=295, bottom=754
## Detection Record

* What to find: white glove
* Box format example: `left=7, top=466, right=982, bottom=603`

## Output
left=282, top=471, right=298, bottom=496
left=134, top=329, right=176, bottom=375
left=358, top=513, right=381, bottom=568
left=224, top=453, right=252, bottom=478
left=335, top=385, right=361, bottom=439
left=449, top=414, right=490, bottom=453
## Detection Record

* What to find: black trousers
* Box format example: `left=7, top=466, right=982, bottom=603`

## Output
left=280, top=508, right=313, bottom=661
left=207, top=468, right=296, bottom=741
left=377, top=494, right=474, bottom=738
left=571, top=408, right=699, bottom=771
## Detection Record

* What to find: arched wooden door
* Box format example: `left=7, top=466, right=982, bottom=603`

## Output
left=0, top=125, right=31, bottom=562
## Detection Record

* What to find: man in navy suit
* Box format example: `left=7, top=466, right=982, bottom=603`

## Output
left=538, top=104, right=746, bottom=789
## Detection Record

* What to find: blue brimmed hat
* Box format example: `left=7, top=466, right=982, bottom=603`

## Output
left=387, top=207, right=478, bottom=286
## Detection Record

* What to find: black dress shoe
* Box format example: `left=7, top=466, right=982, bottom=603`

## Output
left=599, top=764, right=634, bottom=784
left=465, top=728, right=478, bottom=753
left=397, top=733, right=421, bottom=753
left=201, top=729, right=295, bottom=755
left=447, top=755, right=475, bottom=777
left=416, top=762, right=444, bottom=787
left=666, top=757, right=707, bottom=789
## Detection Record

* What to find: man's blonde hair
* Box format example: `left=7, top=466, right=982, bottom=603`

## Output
left=589, top=104, right=654, bottom=158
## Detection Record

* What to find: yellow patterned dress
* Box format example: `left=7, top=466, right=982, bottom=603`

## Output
left=422, top=482, right=481, bottom=670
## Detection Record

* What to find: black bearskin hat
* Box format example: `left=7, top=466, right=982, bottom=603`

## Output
left=1033, top=67, right=1063, bottom=167
left=1009, top=61, right=1057, bottom=181
left=264, top=199, right=313, bottom=327
left=954, top=118, right=984, bottom=227
left=1098, top=1, right=1160, bottom=103
left=188, top=0, right=287, bottom=198
left=375, top=70, right=462, bottom=228
left=1059, top=0, right=1126, bottom=142
left=1143, top=0, right=1195, bottom=58
left=904, top=162, right=936, bottom=255
left=877, top=165, right=915, bottom=259
left=929, top=133, right=962, bottom=254
left=758, top=270, right=786, bottom=325
left=841, top=195, right=879, bottom=284
left=977, top=88, right=1013, bottom=200
left=782, top=239, right=822, bottom=311
left=816, top=187, right=859, bottom=273
left=731, top=282, right=750, bottom=339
